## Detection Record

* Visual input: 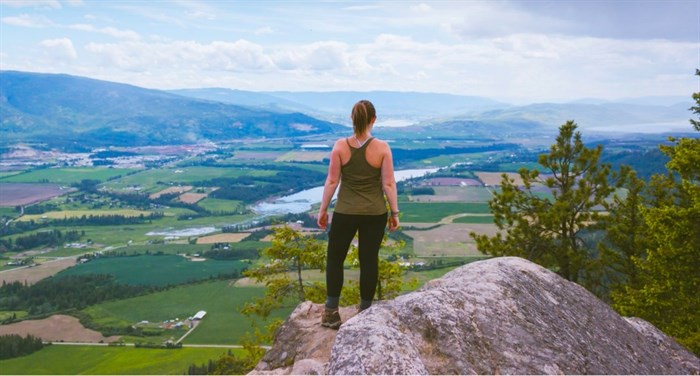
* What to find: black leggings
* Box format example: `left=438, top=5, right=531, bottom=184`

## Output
left=326, top=212, right=387, bottom=302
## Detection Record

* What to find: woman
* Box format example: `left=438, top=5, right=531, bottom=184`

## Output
left=317, top=99, right=400, bottom=329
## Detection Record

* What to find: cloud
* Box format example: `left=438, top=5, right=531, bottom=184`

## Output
left=69, top=23, right=141, bottom=40
left=40, top=37, right=77, bottom=60
left=409, top=3, right=432, bottom=13
left=84, top=39, right=274, bottom=72
left=0, top=0, right=61, bottom=9
left=1, top=13, right=54, bottom=27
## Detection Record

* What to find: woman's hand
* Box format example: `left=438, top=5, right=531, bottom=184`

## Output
left=318, top=211, right=329, bottom=230
left=388, top=215, right=399, bottom=232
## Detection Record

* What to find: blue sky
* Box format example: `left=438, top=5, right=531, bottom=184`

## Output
left=1, top=0, right=698, bottom=103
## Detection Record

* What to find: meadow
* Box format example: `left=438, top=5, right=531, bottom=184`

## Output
left=0, top=344, right=237, bottom=375
left=0, top=167, right=136, bottom=184
left=56, top=255, right=247, bottom=287
left=83, top=281, right=291, bottom=345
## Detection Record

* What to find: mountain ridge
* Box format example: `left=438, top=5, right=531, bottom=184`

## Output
left=0, top=71, right=345, bottom=148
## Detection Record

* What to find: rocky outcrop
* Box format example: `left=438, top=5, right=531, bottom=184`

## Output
left=252, top=257, right=700, bottom=375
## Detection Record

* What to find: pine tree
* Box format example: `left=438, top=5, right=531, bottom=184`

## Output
left=471, top=121, right=620, bottom=284
left=613, top=70, right=700, bottom=354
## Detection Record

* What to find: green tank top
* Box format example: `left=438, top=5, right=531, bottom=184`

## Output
left=334, top=137, right=387, bottom=215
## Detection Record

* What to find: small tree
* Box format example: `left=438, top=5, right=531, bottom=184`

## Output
left=242, top=224, right=326, bottom=319
left=471, top=121, right=620, bottom=284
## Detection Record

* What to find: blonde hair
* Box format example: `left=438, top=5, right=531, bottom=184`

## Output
left=351, top=100, right=376, bottom=136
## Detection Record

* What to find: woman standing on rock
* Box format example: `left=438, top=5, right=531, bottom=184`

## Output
left=317, top=99, right=400, bottom=329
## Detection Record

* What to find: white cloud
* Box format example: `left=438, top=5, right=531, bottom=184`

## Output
left=69, top=23, right=141, bottom=40
left=409, top=3, right=432, bottom=13
left=84, top=39, right=275, bottom=73
left=0, top=0, right=61, bottom=9
left=40, top=37, right=77, bottom=60
left=1, top=13, right=54, bottom=27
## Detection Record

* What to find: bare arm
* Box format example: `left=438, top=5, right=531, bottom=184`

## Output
left=381, top=143, right=400, bottom=231
left=317, top=141, right=343, bottom=229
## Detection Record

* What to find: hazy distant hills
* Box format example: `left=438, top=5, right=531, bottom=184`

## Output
left=1, top=70, right=693, bottom=150
left=171, top=88, right=509, bottom=123
left=173, top=87, right=692, bottom=134
left=0, top=71, right=345, bottom=148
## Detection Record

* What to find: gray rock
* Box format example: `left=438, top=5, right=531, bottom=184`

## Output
left=254, top=257, right=700, bottom=375
left=250, top=301, right=357, bottom=375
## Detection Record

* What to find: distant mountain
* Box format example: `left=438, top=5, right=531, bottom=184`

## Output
left=470, top=101, right=692, bottom=133
left=169, top=88, right=316, bottom=113
left=170, top=88, right=509, bottom=123
left=0, top=71, right=345, bottom=148
left=171, top=87, right=693, bottom=134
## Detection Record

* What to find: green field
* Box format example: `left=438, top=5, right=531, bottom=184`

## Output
left=57, top=255, right=247, bottom=286
left=198, top=197, right=244, bottom=212
left=0, top=345, right=236, bottom=375
left=83, top=281, right=292, bottom=345
left=0, top=168, right=136, bottom=184
left=399, top=202, right=491, bottom=222
left=0, top=206, right=17, bottom=217
left=101, top=166, right=277, bottom=191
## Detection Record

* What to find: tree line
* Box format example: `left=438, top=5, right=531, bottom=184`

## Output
left=0, top=274, right=157, bottom=316
left=0, top=334, right=45, bottom=360
left=0, top=229, right=81, bottom=253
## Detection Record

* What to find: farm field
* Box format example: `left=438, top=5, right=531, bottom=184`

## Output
left=0, top=168, right=136, bottom=184
left=0, top=257, right=77, bottom=285
left=229, top=150, right=287, bottom=161
left=56, top=255, right=247, bottom=287
left=398, top=202, right=491, bottom=223
left=101, top=166, right=277, bottom=191
left=83, top=281, right=291, bottom=345
left=451, top=214, right=495, bottom=224
left=19, top=209, right=156, bottom=221
left=0, top=182, right=73, bottom=207
left=475, top=171, right=525, bottom=186
left=0, top=206, right=17, bottom=217
left=0, top=344, right=235, bottom=375
left=148, top=185, right=192, bottom=199
left=409, top=186, right=494, bottom=203
left=404, top=223, right=495, bottom=257
left=275, top=151, right=329, bottom=162
left=179, top=192, right=208, bottom=204
left=0, top=314, right=120, bottom=343
left=196, top=233, right=250, bottom=244
left=197, top=197, right=244, bottom=212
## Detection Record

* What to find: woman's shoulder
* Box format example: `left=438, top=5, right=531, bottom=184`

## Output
left=369, top=137, right=390, bottom=149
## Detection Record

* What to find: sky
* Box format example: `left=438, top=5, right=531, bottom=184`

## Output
left=1, top=0, right=699, bottom=103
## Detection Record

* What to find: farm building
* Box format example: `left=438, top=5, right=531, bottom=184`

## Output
left=193, top=310, right=207, bottom=320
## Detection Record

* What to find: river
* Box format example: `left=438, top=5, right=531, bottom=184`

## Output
left=251, top=168, right=438, bottom=216
left=146, top=168, right=439, bottom=237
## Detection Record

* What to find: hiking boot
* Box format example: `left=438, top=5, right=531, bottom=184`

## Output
left=321, top=308, right=341, bottom=329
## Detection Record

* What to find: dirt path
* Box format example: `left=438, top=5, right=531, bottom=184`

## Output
left=0, top=314, right=120, bottom=343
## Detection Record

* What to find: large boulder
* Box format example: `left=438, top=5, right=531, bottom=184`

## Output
left=253, top=257, right=700, bottom=375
